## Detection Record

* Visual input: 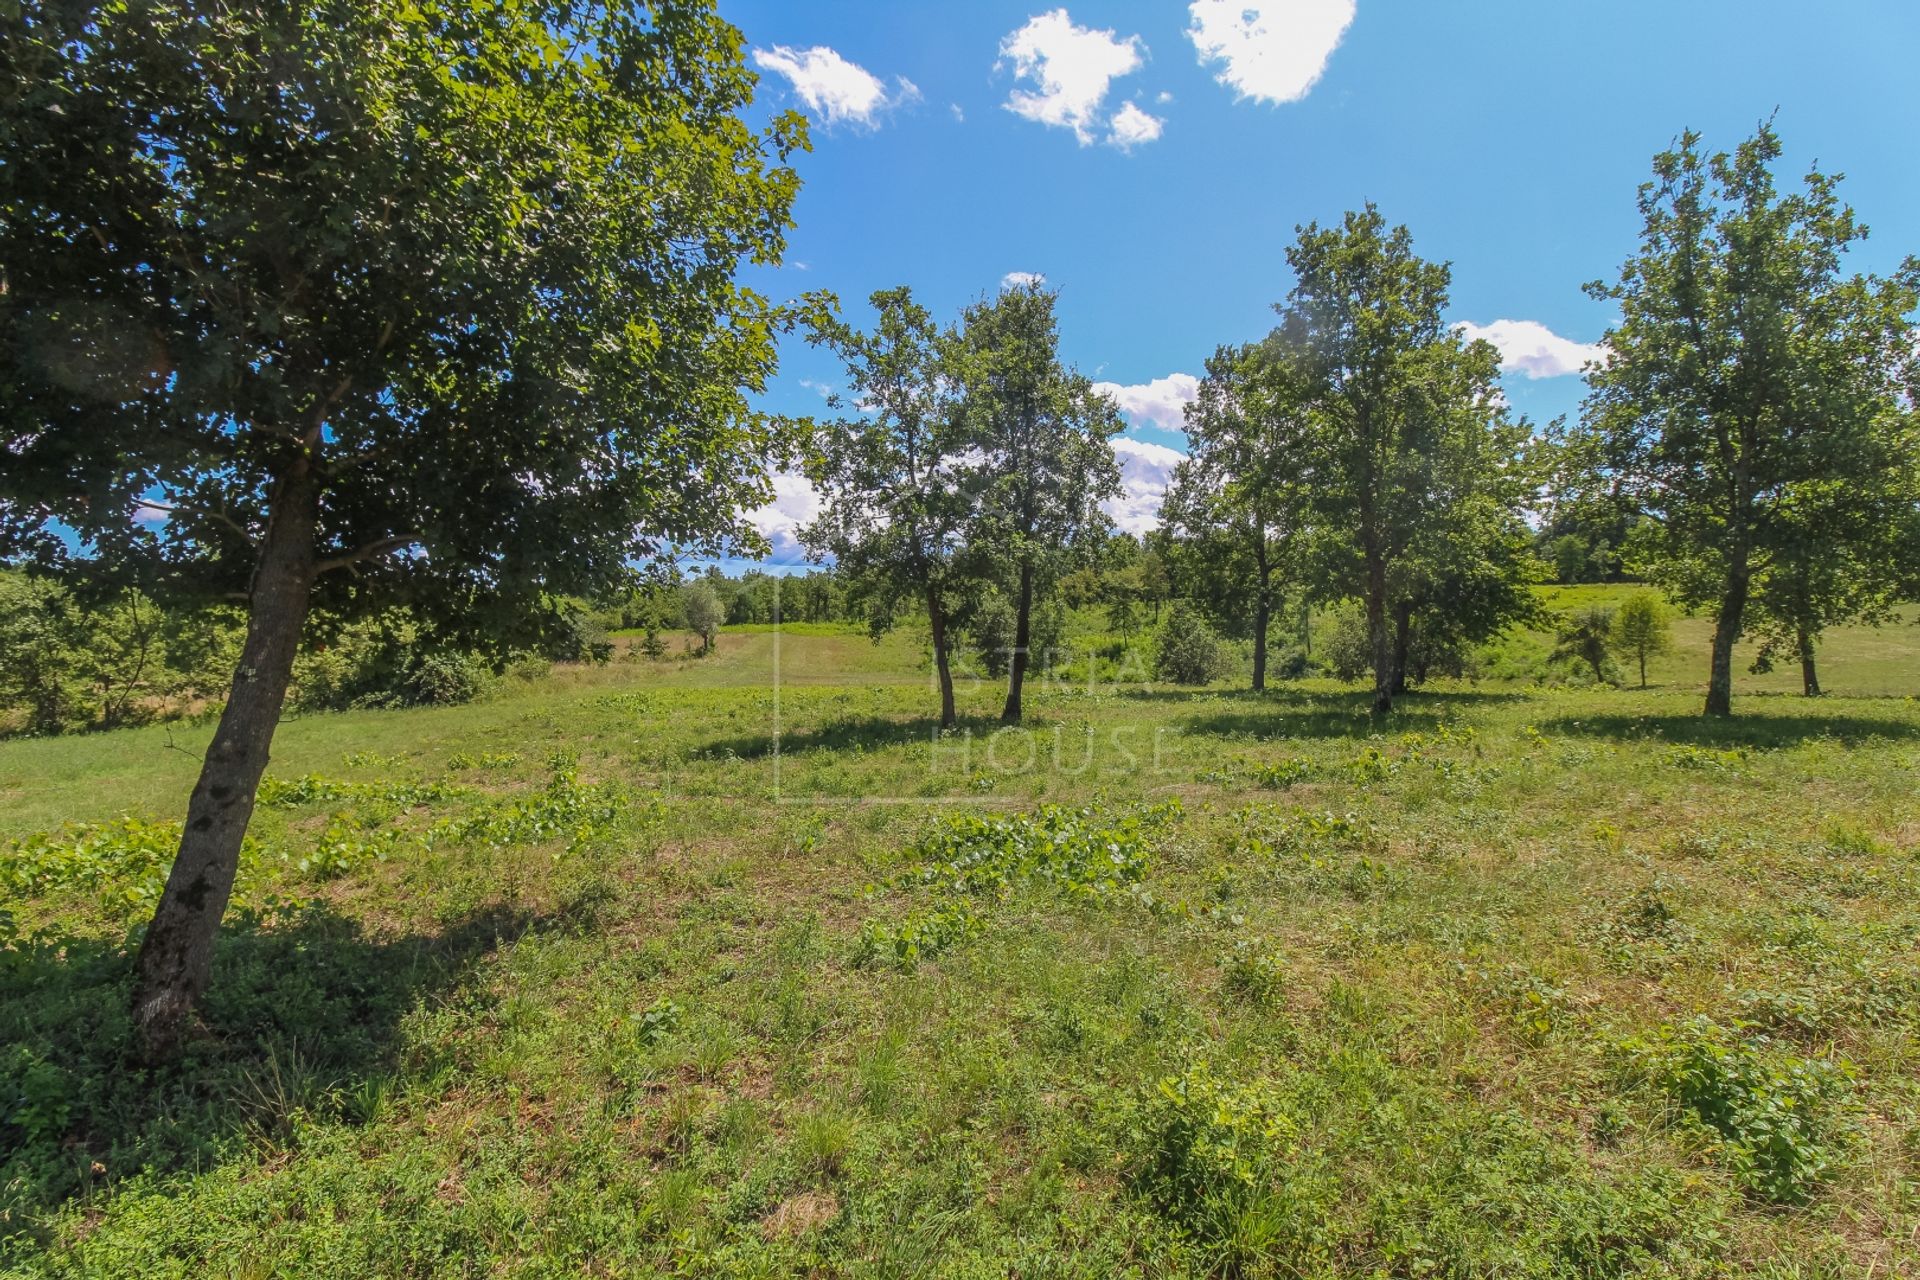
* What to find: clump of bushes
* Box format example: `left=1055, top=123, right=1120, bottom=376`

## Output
left=1124, top=1061, right=1331, bottom=1270
left=1621, top=1015, right=1852, bottom=1203
left=1156, top=602, right=1226, bottom=686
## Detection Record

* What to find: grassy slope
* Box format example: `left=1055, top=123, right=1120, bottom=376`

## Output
left=2, top=607, right=1919, bottom=1276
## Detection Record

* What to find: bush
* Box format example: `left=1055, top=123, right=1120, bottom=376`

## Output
left=1156, top=602, right=1226, bottom=685
left=1323, top=603, right=1372, bottom=683
left=1269, top=646, right=1311, bottom=681
left=1623, top=1015, right=1851, bottom=1203
left=1550, top=607, right=1620, bottom=685
left=1124, top=1061, right=1331, bottom=1268
left=404, top=651, right=489, bottom=706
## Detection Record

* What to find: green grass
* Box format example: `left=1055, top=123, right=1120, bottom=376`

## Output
left=3, top=605, right=1920, bottom=1276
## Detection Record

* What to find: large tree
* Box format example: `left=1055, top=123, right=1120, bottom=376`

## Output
left=1161, top=342, right=1305, bottom=692
left=0, top=0, right=807, bottom=1055
left=952, top=284, right=1121, bottom=724
left=802, top=287, right=969, bottom=727
left=1574, top=122, right=1918, bottom=715
left=1268, top=207, right=1527, bottom=714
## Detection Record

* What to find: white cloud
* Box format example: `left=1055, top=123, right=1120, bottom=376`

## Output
left=1093, top=371, right=1200, bottom=432
left=1001, top=270, right=1047, bottom=290
left=746, top=470, right=824, bottom=562
left=1187, top=0, right=1353, bottom=105
left=1105, top=436, right=1187, bottom=535
left=950, top=102, right=966, bottom=123
left=1108, top=101, right=1164, bottom=149
left=752, top=45, right=919, bottom=128
left=1156, top=90, right=1175, bottom=104
left=999, top=9, right=1144, bottom=145
left=1455, top=319, right=1607, bottom=379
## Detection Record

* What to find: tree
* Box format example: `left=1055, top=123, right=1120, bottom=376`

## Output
left=951, top=284, right=1122, bottom=724
left=1551, top=607, right=1618, bottom=685
left=802, top=288, right=969, bottom=727
left=0, top=0, right=807, bottom=1056
left=1572, top=122, right=1920, bottom=716
left=1268, top=206, right=1531, bottom=714
left=681, top=583, right=724, bottom=656
left=1161, top=343, right=1305, bottom=692
left=1610, top=592, right=1673, bottom=688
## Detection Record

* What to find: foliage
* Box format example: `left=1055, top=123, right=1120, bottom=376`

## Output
left=801, top=287, right=971, bottom=724
left=950, top=283, right=1123, bottom=722
left=1124, top=1062, right=1329, bottom=1270
left=0, top=572, right=242, bottom=735
left=1266, top=206, right=1537, bottom=713
left=1611, top=592, right=1674, bottom=688
left=1566, top=121, right=1920, bottom=715
left=1623, top=1016, right=1852, bottom=1203
left=1155, top=601, right=1228, bottom=686
left=681, top=584, right=725, bottom=657
left=1161, top=343, right=1306, bottom=691
left=1550, top=607, right=1620, bottom=685
left=0, top=0, right=814, bottom=1048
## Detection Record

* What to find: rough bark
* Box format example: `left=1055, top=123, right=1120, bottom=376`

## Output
left=927, top=583, right=957, bottom=729
left=1797, top=626, right=1821, bottom=697
left=1704, top=556, right=1749, bottom=717
left=130, top=461, right=320, bottom=1059
left=1001, top=560, right=1033, bottom=724
left=1389, top=601, right=1412, bottom=696
left=1251, top=577, right=1270, bottom=693
left=1367, top=552, right=1392, bottom=715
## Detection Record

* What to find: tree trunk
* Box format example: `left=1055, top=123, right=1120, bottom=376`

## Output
left=1638, top=651, right=1648, bottom=689
left=927, top=583, right=957, bottom=729
left=1797, top=626, right=1820, bottom=698
left=1367, top=554, right=1392, bottom=716
left=1001, top=561, right=1033, bottom=724
left=130, top=463, right=320, bottom=1060
left=1251, top=584, right=1270, bottom=693
left=1390, top=601, right=1412, bottom=696
left=1703, top=558, right=1749, bottom=718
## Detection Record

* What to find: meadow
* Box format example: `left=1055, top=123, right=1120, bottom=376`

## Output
left=3, top=591, right=1918, bottom=1277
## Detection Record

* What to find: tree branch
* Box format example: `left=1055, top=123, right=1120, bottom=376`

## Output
left=315, top=534, right=421, bottom=575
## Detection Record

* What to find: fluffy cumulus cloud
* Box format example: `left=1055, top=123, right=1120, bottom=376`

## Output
left=1001, top=270, right=1047, bottom=290
left=1105, top=436, right=1186, bottom=535
left=1187, top=0, right=1354, bottom=105
left=999, top=10, right=1150, bottom=147
left=752, top=45, right=919, bottom=128
left=1455, top=319, right=1607, bottom=379
left=1108, top=101, right=1165, bottom=149
left=745, top=470, right=823, bottom=563
left=1092, top=372, right=1200, bottom=432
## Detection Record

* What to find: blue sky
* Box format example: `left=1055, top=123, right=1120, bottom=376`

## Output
left=722, top=0, right=1920, bottom=567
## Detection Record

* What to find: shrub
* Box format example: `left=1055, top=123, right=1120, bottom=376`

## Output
left=1323, top=603, right=1372, bottom=683
left=1269, top=646, right=1311, bottom=681
left=404, top=651, right=489, bottom=706
left=1124, top=1062, right=1330, bottom=1269
left=1156, top=602, right=1226, bottom=686
left=1623, top=1015, right=1851, bottom=1203
left=1549, top=607, right=1620, bottom=685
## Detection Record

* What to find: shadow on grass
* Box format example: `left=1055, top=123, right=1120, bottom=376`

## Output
left=0, top=900, right=563, bottom=1250
left=1178, top=688, right=1525, bottom=741
left=702, top=712, right=1023, bottom=759
left=1540, top=710, right=1920, bottom=748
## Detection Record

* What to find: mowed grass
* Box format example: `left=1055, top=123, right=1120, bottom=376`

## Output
left=2, top=605, right=1919, bottom=1276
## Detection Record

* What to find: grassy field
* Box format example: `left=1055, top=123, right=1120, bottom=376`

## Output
left=3, top=598, right=1919, bottom=1276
